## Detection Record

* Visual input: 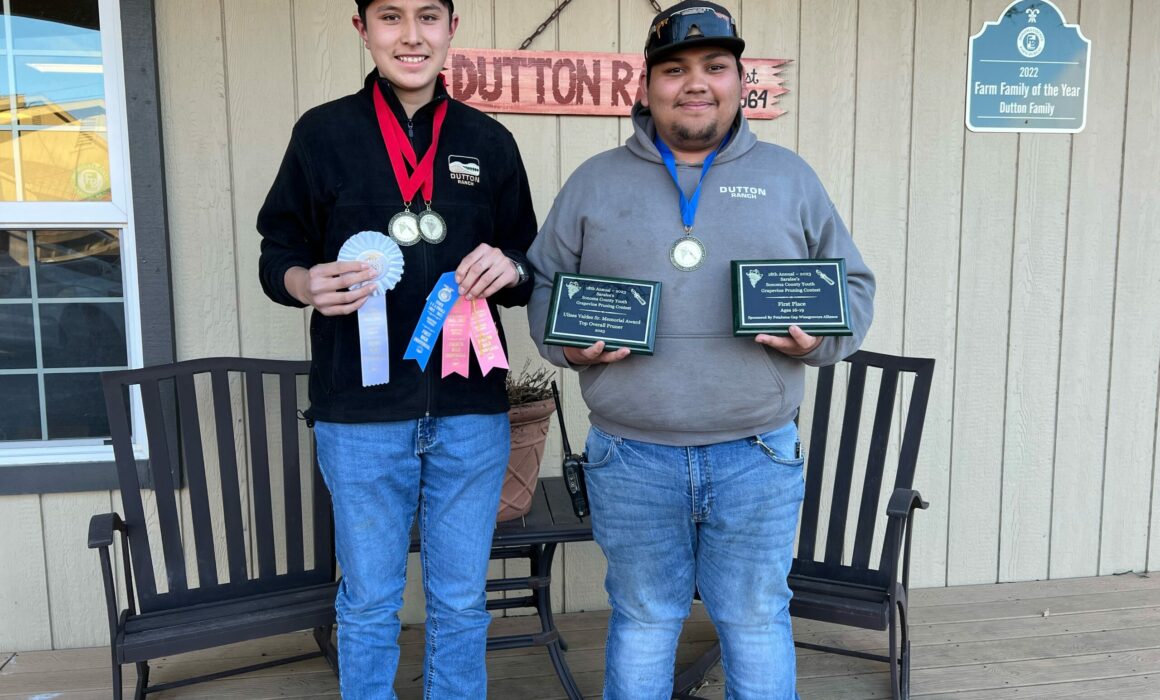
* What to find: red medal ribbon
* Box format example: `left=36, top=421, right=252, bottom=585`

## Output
left=373, top=82, right=448, bottom=205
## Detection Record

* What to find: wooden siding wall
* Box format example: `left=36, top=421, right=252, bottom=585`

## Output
left=1, top=0, right=1157, bottom=652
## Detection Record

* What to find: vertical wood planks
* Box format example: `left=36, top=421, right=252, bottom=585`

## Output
left=1050, top=0, right=1130, bottom=579
left=948, top=0, right=1017, bottom=586
left=617, top=0, right=654, bottom=144
left=742, top=0, right=801, bottom=152
left=0, top=496, right=50, bottom=650
left=797, top=0, right=857, bottom=226
left=904, top=0, right=968, bottom=588
left=999, top=0, right=1076, bottom=582
left=293, top=0, right=364, bottom=115
left=855, top=0, right=914, bottom=356
left=454, top=0, right=495, bottom=50
left=155, top=0, right=241, bottom=360
left=40, top=493, right=114, bottom=649
left=1103, top=0, right=1160, bottom=576
left=225, top=0, right=306, bottom=361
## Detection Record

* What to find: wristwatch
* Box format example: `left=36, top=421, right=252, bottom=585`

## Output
left=511, top=258, right=531, bottom=285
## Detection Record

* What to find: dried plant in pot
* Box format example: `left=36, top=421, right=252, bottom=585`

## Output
left=498, top=362, right=556, bottom=522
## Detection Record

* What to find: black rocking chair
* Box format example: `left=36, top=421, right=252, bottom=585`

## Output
left=674, top=350, right=935, bottom=699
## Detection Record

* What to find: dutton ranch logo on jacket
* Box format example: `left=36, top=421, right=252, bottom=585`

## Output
left=449, top=155, right=481, bottom=186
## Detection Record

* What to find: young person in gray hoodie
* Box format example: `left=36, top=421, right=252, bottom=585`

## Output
left=526, top=3, right=875, bottom=698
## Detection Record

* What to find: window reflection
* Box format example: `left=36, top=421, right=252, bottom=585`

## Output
left=0, top=1, right=129, bottom=448
left=0, top=375, right=41, bottom=440
left=0, top=230, right=31, bottom=298
left=35, top=229, right=121, bottom=298
left=0, top=227, right=127, bottom=443
left=45, top=372, right=108, bottom=439
left=1, top=0, right=108, bottom=202
left=13, top=55, right=107, bottom=128
left=39, top=302, right=126, bottom=368
left=0, top=133, right=15, bottom=201
left=18, top=130, right=111, bottom=201
left=10, top=1, right=101, bottom=52
left=0, top=304, right=36, bottom=369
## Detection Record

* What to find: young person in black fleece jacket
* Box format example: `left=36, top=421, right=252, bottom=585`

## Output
left=257, top=1, right=537, bottom=697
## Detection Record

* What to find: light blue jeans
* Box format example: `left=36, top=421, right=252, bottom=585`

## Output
left=314, top=413, right=509, bottom=700
left=583, top=421, right=805, bottom=700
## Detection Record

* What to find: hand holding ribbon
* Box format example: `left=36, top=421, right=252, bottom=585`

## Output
left=285, top=261, right=379, bottom=316
left=455, top=243, right=520, bottom=300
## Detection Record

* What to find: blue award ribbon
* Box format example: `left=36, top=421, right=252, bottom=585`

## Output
left=404, top=271, right=461, bottom=371
left=357, top=295, right=390, bottom=386
left=337, top=231, right=404, bottom=387
left=654, top=128, right=732, bottom=231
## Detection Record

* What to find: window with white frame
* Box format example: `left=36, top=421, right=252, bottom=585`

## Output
left=0, top=0, right=144, bottom=469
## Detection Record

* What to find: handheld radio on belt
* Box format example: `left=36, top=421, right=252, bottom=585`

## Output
left=551, top=381, right=590, bottom=518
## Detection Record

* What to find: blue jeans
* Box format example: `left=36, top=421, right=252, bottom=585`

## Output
left=314, top=414, right=509, bottom=700
left=583, top=422, right=805, bottom=700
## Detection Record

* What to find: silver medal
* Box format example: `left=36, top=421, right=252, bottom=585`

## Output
left=670, top=236, right=706, bottom=271
left=418, top=209, right=447, bottom=245
left=388, top=210, right=421, bottom=246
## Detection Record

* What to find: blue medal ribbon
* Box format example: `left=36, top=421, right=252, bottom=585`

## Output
left=654, top=129, right=732, bottom=232
left=404, top=271, right=461, bottom=371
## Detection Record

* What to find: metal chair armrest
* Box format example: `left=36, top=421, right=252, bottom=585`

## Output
left=886, top=488, right=928, bottom=520
left=88, top=512, right=125, bottom=549
left=883, top=488, right=927, bottom=591
left=87, top=512, right=135, bottom=637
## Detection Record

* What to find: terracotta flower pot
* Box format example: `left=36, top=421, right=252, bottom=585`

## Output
left=497, top=397, right=555, bottom=522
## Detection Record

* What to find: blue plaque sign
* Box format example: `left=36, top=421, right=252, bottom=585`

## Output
left=967, top=0, right=1090, bottom=133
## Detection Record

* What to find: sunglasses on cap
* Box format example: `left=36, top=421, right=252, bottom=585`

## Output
left=646, top=6, right=740, bottom=57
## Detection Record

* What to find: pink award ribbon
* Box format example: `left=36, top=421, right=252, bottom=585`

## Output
left=469, top=299, right=509, bottom=376
left=440, top=298, right=472, bottom=378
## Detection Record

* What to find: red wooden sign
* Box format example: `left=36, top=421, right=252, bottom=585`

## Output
left=443, top=48, right=789, bottom=120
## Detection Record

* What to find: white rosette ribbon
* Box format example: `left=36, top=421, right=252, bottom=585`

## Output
left=338, top=231, right=404, bottom=386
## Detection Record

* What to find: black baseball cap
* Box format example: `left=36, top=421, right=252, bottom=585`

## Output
left=356, top=1, right=455, bottom=16
left=644, top=1, right=745, bottom=68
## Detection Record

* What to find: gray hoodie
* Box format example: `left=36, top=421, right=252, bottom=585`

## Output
left=527, top=104, right=875, bottom=446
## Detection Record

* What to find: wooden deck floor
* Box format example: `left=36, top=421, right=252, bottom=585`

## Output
left=2, top=573, right=1157, bottom=699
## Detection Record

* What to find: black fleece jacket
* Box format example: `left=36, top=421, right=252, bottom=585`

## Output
left=258, top=72, right=538, bottom=423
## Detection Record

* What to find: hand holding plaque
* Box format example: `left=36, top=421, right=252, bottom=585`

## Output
left=731, top=259, right=853, bottom=336
left=543, top=273, right=661, bottom=355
